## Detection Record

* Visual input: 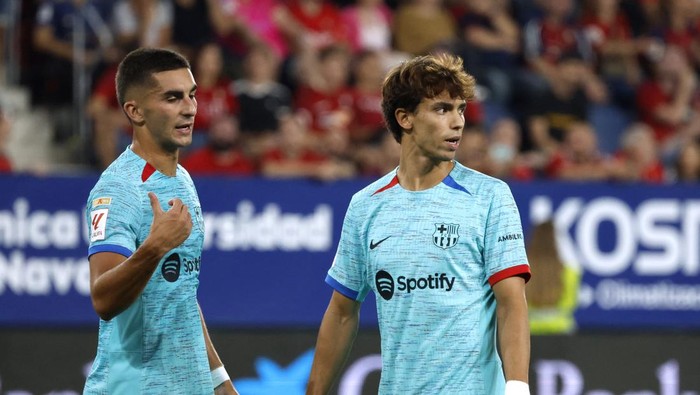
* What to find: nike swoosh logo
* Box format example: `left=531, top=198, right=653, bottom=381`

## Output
left=370, top=236, right=391, bottom=250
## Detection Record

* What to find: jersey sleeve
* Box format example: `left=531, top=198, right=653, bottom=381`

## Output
left=326, top=196, right=371, bottom=302
left=483, top=181, right=530, bottom=286
left=86, top=178, right=144, bottom=259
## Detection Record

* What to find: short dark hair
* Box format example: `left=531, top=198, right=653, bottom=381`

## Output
left=381, top=53, right=476, bottom=142
left=116, top=47, right=191, bottom=107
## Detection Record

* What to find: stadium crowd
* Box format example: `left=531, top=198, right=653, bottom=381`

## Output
left=0, top=0, right=699, bottom=183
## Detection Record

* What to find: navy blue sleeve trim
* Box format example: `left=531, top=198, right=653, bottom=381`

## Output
left=325, top=274, right=360, bottom=301
left=443, top=175, right=471, bottom=194
left=87, top=244, right=133, bottom=259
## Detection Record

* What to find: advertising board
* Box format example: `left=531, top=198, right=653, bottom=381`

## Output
left=1, top=175, right=698, bottom=329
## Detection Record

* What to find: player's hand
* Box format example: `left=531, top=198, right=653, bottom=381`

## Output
left=146, top=192, right=192, bottom=253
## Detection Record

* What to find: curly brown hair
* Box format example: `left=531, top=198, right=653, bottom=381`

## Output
left=381, top=53, right=476, bottom=142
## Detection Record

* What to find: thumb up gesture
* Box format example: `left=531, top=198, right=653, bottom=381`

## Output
left=146, top=192, right=193, bottom=253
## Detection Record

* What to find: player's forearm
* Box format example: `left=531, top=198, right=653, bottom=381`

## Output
left=91, top=243, right=166, bottom=320
left=199, top=306, right=240, bottom=394
left=199, top=305, right=229, bottom=372
left=497, top=298, right=531, bottom=382
left=306, top=308, right=359, bottom=395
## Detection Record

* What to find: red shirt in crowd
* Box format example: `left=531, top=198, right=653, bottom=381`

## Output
left=92, top=65, right=120, bottom=109
left=0, top=155, right=11, bottom=173
left=348, top=88, right=384, bottom=142
left=286, top=0, right=349, bottom=49
left=613, top=151, right=665, bottom=183
left=635, top=80, right=700, bottom=144
left=193, top=81, right=239, bottom=133
left=294, top=85, right=354, bottom=135
left=662, top=22, right=700, bottom=60
left=580, top=13, right=633, bottom=53
left=181, top=147, right=256, bottom=176
left=262, top=147, right=329, bottom=165
left=526, top=19, right=583, bottom=65
left=544, top=151, right=609, bottom=179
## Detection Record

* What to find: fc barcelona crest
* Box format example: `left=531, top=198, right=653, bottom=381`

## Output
left=433, top=223, right=459, bottom=249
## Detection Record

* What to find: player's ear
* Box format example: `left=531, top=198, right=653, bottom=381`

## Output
left=123, top=100, right=145, bottom=126
left=395, top=108, right=412, bottom=131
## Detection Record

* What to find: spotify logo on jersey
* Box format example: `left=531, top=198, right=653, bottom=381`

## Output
left=162, top=253, right=181, bottom=282
left=375, top=270, right=456, bottom=300
left=375, top=270, right=395, bottom=300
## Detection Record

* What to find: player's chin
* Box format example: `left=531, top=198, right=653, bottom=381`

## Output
left=433, top=152, right=456, bottom=164
left=173, top=134, right=193, bottom=147
left=441, top=145, right=458, bottom=158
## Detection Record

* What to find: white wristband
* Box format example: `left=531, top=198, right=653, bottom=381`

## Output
left=505, top=380, right=530, bottom=395
left=211, top=366, right=230, bottom=388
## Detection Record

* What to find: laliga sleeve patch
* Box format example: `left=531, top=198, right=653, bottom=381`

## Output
left=90, top=208, right=109, bottom=242
left=92, top=197, right=112, bottom=207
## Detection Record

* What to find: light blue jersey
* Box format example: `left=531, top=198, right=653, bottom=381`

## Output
left=327, top=162, right=530, bottom=394
left=84, top=147, right=211, bottom=395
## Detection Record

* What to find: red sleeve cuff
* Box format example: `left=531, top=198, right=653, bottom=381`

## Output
left=488, top=264, right=531, bottom=286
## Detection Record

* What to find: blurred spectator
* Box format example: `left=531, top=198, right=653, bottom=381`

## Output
left=393, top=0, right=457, bottom=56
left=525, top=53, right=593, bottom=155
left=282, top=0, right=350, bottom=52
left=521, top=0, right=607, bottom=103
left=348, top=50, right=388, bottom=175
left=456, top=0, right=521, bottom=105
left=181, top=114, right=257, bottom=176
left=526, top=219, right=581, bottom=335
left=87, top=59, right=129, bottom=170
left=190, top=42, right=239, bottom=150
left=210, top=0, right=291, bottom=62
left=0, top=106, right=12, bottom=173
left=112, top=0, right=173, bottom=48
left=171, top=0, right=217, bottom=60
left=633, top=0, right=663, bottom=35
left=261, top=113, right=356, bottom=180
left=487, top=117, right=535, bottom=180
left=673, top=138, right=700, bottom=182
left=340, top=0, right=411, bottom=72
left=341, top=0, right=393, bottom=53
left=348, top=50, right=385, bottom=145
left=0, top=0, right=9, bottom=85
left=545, top=121, right=614, bottom=181
left=580, top=0, right=659, bottom=107
left=655, top=0, right=700, bottom=69
left=233, top=43, right=292, bottom=158
left=353, top=130, right=400, bottom=176
left=293, top=44, right=354, bottom=155
left=456, top=128, right=491, bottom=174
left=610, top=122, right=665, bottom=183
left=31, top=0, right=115, bottom=140
left=635, top=45, right=700, bottom=161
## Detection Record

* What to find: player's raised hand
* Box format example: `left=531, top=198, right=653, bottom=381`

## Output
left=146, top=192, right=192, bottom=253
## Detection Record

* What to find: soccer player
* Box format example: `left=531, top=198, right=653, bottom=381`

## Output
left=84, top=48, right=238, bottom=394
left=306, top=53, right=531, bottom=394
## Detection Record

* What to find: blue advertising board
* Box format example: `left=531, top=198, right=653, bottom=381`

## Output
left=0, top=174, right=698, bottom=329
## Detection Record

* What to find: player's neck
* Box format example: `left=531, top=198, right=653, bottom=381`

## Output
left=396, top=157, right=454, bottom=191
left=131, top=139, right=179, bottom=177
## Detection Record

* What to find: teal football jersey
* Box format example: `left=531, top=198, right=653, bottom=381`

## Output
left=84, top=148, right=211, bottom=394
left=327, top=162, right=530, bottom=394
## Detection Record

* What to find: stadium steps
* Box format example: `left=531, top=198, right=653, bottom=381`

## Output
left=1, top=85, right=90, bottom=174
